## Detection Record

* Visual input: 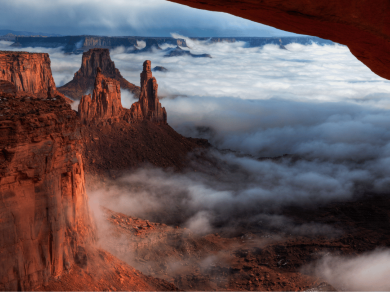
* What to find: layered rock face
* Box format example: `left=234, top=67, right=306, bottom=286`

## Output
left=128, top=60, right=167, bottom=124
left=0, top=51, right=56, bottom=98
left=79, top=61, right=166, bottom=125
left=57, top=49, right=140, bottom=100
left=79, top=68, right=123, bottom=124
left=0, top=91, right=95, bottom=290
left=168, top=0, right=390, bottom=81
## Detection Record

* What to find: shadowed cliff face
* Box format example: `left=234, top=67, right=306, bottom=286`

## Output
left=57, top=48, right=140, bottom=100
left=0, top=87, right=95, bottom=290
left=168, top=0, right=390, bottom=80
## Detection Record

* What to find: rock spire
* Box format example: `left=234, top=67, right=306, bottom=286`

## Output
left=79, top=61, right=167, bottom=125
left=79, top=67, right=123, bottom=124
left=129, top=60, right=167, bottom=124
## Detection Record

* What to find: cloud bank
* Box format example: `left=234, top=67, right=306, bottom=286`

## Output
left=3, top=34, right=390, bottom=288
left=2, top=37, right=390, bottom=235
left=0, top=0, right=294, bottom=37
left=306, top=249, right=390, bottom=290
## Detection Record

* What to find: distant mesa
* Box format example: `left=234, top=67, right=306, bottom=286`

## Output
left=153, top=66, right=168, bottom=72
left=79, top=60, right=166, bottom=125
left=57, top=48, right=140, bottom=100
left=8, top=35, right=333, bottom=54
left=11, top=35, right=188, bottom=53
left=130, top=39, right=163, bottom=54
left=164, top=46, right=212, bottom=58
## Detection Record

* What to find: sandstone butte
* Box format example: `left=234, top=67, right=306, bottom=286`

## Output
left=0, top=52, right=176, bottom=291
left=0, top=51, right=71, bottom=102
left=57, top=48, right=140, bottom=100
left=168, top=0, right=390, bottom=81
left=78, top=60, right=167, bottom=125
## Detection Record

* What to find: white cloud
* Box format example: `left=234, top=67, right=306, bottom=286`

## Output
left=307, top=249, right=390, bottom=290
left=3, top=38, right=390, bottom=242
left=0, top=0, right=292, bottom=36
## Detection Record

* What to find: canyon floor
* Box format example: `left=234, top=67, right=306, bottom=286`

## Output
left=82, top=156, right=390, bottom=291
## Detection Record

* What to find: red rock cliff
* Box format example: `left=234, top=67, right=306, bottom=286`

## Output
left=0, top=90, right=95, bottom=290
left=128, top=60, right=167, bottom=124
left=58, top=48, right=140, bottom=100
left=0, top=51, right=56, bottom=98
left=168, top=0, right=390, bottom=81
left=79, top=61, right=166, bottom=125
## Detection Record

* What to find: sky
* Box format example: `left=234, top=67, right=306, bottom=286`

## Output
left=0, top=0, right=297, bottom=37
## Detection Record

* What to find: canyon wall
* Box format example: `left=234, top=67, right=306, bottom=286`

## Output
left=58, top=48, right=140, bottom=100
left=168, top=0, right=390, bottom=81
left=0, top=85, right=95, bottom=290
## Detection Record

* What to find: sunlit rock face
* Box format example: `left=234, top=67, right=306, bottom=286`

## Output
left=0, top=51, right=63, bottom=99
left=168, top=0, right=390, bottom=81
left=132, top=60, right=167, bottom=125
left=79, top=61, right=167, bottom=125
left=79, top=67, right=123, bottom=124
left=0, top=87, right=95, bottom=290
left=58, top=48, right=140, bottom=100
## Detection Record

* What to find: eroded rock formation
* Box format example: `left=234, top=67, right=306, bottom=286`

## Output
left=168, top=0, right=390, bottom=80
left=0, top=91, right=95, bottom=290
left=58, top=48, right=140, bottom=100
left=79, top=61, right=167, bottom=125
left=79, top=67, right=123, bottom=124
left=0, top=51, right=66, bottom=99
left=128, top=60, right=167, bottom=124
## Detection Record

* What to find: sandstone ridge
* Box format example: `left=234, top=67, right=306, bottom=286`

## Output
left=57, top=48, right=140, bottom=100
left=79, top=61, right=167, bottom=125
left=168, top=0, right=390, bottom=81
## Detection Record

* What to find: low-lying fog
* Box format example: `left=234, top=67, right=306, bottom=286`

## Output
left=2, top=36, right=390, bottom=289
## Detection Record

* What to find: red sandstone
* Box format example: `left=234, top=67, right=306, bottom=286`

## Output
left=58, top=48, right=140, bottom=100
left=0, top=92, right=95, bottom=290
left=128, top=60, right=167, bottom=124
left=0, top=51, right=71, bottom=102
left=79, top=67, right=123, bottom=124
left=79, top=60, right=167, bottom=125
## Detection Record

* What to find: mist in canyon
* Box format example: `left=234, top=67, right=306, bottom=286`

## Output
left=3, top=36, right=390, bottom=289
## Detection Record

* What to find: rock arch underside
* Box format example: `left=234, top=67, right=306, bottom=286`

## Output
left=168, top=0, right=390, bottom=80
